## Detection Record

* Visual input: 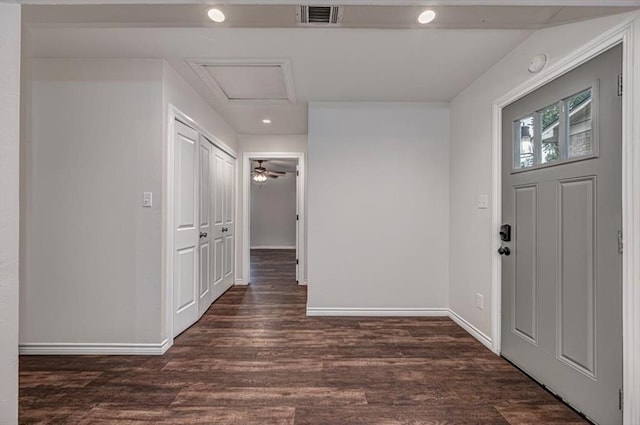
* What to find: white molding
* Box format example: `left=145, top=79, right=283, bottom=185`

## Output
left=186, top=58, right=296, bottom=106
left=306, top=307, right=450, bottom=317
left=448, top=310, right=494, bottom=351
left=490, top=13, right=640, bottom=424
left=242, top=152, right=306, bottom=287
left=169, top=105, right=237, bottom=159
left=19, top=340, right=171, bottom=356
left=305, top=307, right=493, bottom=350
left=235, top=278, right=249, bottom=286
left=15, top=0, right=640, bottom=6
left=621, top=15, right=640, bottom=425
left=299, top=280, right=308, bottom=286
left=250, top=245, right=296, bottom=250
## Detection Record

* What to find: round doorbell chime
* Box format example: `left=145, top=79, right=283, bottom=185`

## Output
left=528, top=54, right=548, bottom=74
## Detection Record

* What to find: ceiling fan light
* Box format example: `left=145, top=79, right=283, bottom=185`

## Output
left=253, top=173, right=267, bottom=184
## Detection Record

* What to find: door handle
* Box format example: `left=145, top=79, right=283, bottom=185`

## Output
left=199, top=232, right=207, bottom=238
left=498, top=246, right=511, bottom=256
left=221, top=227, right=228, bottom=232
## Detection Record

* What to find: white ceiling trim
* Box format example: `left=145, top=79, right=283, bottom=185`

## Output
left=187, top=58, right=297, bottom=105
left=13, top=0, right=640, bottom=6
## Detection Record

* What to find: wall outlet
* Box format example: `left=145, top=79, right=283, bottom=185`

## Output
left=477, top=195, right=489, bottom=209
left=142, top=192, right=152, bottom=207
left=476, top=293, right=484, bottom=310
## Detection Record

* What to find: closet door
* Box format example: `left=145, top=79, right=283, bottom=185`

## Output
left=221, top=150, right=235, bottom=287
left=198, top=136, right=214, bottom=318
left=172, top=120, right=199, bottom=337
left=210, top=147, right=235, bottom=301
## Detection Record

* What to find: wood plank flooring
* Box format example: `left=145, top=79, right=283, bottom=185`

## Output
left=19, top=249, right=588, bottom=424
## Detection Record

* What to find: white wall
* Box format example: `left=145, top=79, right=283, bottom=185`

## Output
left=20, top=58, right=165, bottom=346
left=251, top=172, right=297, bottom=249
left=307, top=103, right=449, bottom=311
left=1, top=3, right=21, bottom=423
left=236, top=134, right=307, bottom=282
left=449, top=12, right=639, bottom=339
left=162, top=61, right=237, bottom=152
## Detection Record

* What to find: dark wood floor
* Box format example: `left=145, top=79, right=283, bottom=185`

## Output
left=19, top=249, right=587, bottom=424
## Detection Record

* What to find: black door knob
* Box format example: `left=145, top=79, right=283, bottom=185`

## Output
left=498, top=246, right=511, bottom=256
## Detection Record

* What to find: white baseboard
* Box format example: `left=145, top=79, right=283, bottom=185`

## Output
left=19, top=339, right=171, bottom=356
left=447, top=310, right=494, bottom=351
left=235, top=278, right=249, bottom=286
left=306, top=307, right=449, bottom=317
left=305, top=307, right=494, bottom=352
left=250, top=245, right=296, bottom=250
left=298, top=280, right=308, bottom=286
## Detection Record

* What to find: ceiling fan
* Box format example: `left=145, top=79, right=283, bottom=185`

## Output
left=252, top=160, right=286, bottom=184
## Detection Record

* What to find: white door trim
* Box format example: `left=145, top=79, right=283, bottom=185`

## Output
left=164, top=104, right=237, bottom=350
left=240, top=152, right=305, bottom=285
left=490, top=14, right=640, bottom=424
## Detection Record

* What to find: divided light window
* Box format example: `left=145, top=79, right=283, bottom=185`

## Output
left=513, top=85, right=596, bottom=171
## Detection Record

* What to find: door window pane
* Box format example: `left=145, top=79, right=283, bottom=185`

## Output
left=566, top=89, right=593, bottom=158
left=516, top=116, right=535, bottom=169
left=539, top=103, right=561, bottom=164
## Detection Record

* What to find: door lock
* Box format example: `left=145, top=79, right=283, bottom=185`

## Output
left=199, top=232, right=207, bottom=238
left=498, top=246, right=511, bottom=256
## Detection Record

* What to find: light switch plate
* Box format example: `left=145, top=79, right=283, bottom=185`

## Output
left=477, top=195, right=489, bottom=209
left=476, top=293, right=484, bottom=310
left=143, top=192, right=152, bottom=207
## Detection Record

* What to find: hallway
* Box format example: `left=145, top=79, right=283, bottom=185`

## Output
left=19, top=250, right=587, bottom=424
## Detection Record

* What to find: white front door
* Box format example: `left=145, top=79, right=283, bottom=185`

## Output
left=173, top=120, right=199, bottom=337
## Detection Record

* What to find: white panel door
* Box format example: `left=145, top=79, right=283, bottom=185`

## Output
left=210, top=147, right=235, bottom=301
left=198, top=136, right=214, bottom=318
left=222, top=150, right=235, bottom=286
left=173, top=120, right=199, bottom=337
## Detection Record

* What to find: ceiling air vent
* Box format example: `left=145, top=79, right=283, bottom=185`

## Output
left=297, top=5, right=343, bottom=26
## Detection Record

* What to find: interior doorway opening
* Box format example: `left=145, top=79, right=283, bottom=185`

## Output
left=249, top=157, right=299, bottom=284
left=242, top=152, right=305, bottom=286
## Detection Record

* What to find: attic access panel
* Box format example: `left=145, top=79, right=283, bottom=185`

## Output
left=188, top=59, right=297, bottom=104
left=206, top=65, right=287, bottom=100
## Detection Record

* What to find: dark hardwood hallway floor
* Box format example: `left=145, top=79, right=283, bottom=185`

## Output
left=19, top=249, right=587, bottom=424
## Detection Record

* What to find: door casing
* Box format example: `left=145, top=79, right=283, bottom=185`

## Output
left=490, top=16, right=640, bottom=424
left=240, top=152, right=306, bottom=286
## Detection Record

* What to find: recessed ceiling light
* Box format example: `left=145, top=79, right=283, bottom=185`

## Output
left=262, top=119, right=272, bottom=124
left=418, top=10, right=436, bottom=24
left=207, top=8, right=225, bottom=23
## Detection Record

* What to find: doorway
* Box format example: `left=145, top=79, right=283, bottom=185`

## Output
left=249, top=158, right=299, bottom=284
left=500, top=45, right=622, bottom=425
left=242, top=153, right=306, bottom=286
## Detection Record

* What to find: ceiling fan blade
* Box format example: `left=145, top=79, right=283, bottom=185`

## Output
left=266, top=171, right=286, bottom=176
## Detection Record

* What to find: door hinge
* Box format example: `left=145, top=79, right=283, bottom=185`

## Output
left=619, top=388, right=623, bottom=411
left=296, top=214, right=299, bottom=221
left=296, top=171, right=299, bottom=176
left=618, top=73, right=623, bottom=96
left=618, top=230, right=623, bottom=254
left=296, top=259, right=299, bottom=265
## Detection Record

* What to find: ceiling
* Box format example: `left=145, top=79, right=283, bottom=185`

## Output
left=22, top=4, right=639, bottom=134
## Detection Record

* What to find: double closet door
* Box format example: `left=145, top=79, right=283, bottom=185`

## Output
left=173, top=119, right=235, bottom=338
